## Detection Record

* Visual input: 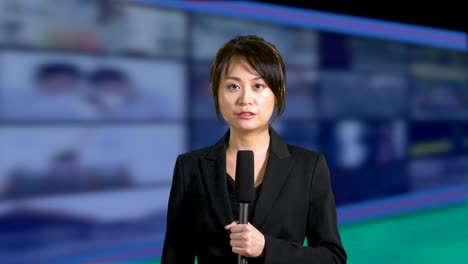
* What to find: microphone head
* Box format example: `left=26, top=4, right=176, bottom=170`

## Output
left=236, top=150, right=255, bottom=203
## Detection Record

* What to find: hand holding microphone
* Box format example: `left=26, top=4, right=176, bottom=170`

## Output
left=224, top=151, right=265, bottom=263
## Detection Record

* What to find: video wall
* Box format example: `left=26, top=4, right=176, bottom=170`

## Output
left=0, top=0, right=466, bottom=262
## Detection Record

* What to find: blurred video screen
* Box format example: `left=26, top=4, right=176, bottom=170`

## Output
left=409, top=46, right=467, bottom=120
left=0, top=124, right=185, bottom=199
left=409, top=122, right=464, bottom=158
left=409, top=156, right=468, bottom=192
left=319, top=120, right=407, bottom=169
left=0, top=0, right=187, bottom=56
left=318, top=71, right=407, bottom=119
left=349, top=36, right=409, bottom=74
left=0, top=185, right=170, bottom=263
left=0, top=50, right=186, bottom=121
left=190, top=13, right=319, bottom=68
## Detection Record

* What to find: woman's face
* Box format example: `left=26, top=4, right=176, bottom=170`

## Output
left=218, top=56, right=275, bottom=133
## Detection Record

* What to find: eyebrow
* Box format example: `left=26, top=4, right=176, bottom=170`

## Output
left=225, top=76, right=263, bottom=81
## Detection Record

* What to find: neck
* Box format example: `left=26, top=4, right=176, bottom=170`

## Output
left=228, top=126, right=270, bottom=153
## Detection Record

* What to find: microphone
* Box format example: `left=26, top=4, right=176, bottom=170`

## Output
left=235, top=150, right=254, bottom=264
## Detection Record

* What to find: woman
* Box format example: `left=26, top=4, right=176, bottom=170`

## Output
left=162, top=35, right=347, bottom=263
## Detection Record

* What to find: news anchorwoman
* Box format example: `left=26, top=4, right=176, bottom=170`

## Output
left=162, top=35, right=347, bottom=264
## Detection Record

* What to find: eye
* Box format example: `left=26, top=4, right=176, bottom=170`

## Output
left=254, top=83, right=265, bottom=89
left=226, top=84, right=239, bottom=90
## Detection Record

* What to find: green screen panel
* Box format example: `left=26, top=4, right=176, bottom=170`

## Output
left=339, top=203, right=468, bottom=263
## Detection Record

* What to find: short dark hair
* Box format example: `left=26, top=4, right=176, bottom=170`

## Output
left=210, top=35, right=286, bottom=123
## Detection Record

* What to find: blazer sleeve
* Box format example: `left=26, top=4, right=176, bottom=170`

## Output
left=263, top=154, right=347, bottom=264
left=161, top=155, right=196, bottom=264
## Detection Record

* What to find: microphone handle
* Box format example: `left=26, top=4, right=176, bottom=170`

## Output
left=238, top=203, right=249, bottom=264
left=239, top=202, right=249, bottom=224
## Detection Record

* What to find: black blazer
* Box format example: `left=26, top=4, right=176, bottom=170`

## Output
left=162, top=128, right=347, bottom=264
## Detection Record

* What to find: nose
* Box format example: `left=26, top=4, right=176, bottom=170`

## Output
left=238, top=86, right=253, bottom=105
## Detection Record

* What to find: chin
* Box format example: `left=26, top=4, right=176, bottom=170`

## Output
left=232, top=122, right=268, bottom=132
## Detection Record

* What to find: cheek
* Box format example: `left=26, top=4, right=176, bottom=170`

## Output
left=218, top=94, right=228, bottom=105
left=260, top=93, right=276, bottom=110
left=218, top=94, right=233, bottom=114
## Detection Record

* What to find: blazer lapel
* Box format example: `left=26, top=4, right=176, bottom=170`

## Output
left=252, top=128, right=295, bottom=228
left=199, top=130, right=235, bottom=228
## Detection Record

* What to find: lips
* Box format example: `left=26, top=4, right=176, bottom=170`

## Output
left=238, top=111, right=255, bottom=119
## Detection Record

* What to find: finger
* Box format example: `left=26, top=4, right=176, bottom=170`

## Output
left=230, top=223, right=249, bottom=233
left=230, top=232, right=249, bottom=241
left=224, top=221, right=238, bottom=230
left=230, top=239, right=244, bottom=248
left=231, top=246, right=245, bottom=256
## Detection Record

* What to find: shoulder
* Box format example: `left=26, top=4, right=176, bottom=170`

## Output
left=285, top=144, right=330, bottom=170
left=176, top=145, right=212, bottom=163
left=287, top=144, right=323, bottom=161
